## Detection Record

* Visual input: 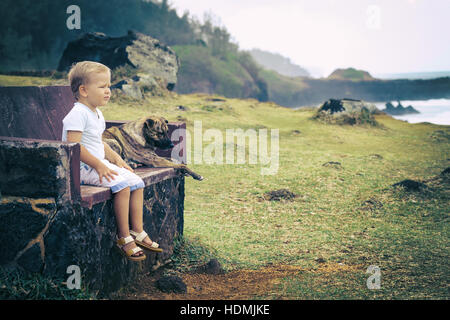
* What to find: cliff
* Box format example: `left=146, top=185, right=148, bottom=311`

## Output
left=259, top=69, right=450, bottom=108
left=382, top=101, right=420, bottom=115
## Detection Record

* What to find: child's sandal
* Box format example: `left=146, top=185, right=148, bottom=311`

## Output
left=116, top=235, right=146, bottom=261
left=130, top=230, right=163, bottom=253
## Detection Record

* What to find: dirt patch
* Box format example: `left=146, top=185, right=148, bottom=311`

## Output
left=392, top=179, right=428, bottom=192
left=113, top=264, right=305, bottom=300
left=312, top=263, right=362, bottom=274
left=112, top=263, right=364, bottom=300
left=359, top=197, right=384, bottom=212
left=263, top=189, right=298, bottom=201
left=322, top=161, right=343, bottom=169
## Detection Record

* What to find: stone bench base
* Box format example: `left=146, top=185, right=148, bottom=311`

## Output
left=0, top=86, right=188, bottom=294
left=0, top=174, right=184, bottom=293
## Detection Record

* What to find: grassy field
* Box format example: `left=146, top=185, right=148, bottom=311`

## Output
left=1, top=76, right=449, bottom=299
left=0, top=74, right=66, bottom=86
left=100, top=91, right=449, bottom=299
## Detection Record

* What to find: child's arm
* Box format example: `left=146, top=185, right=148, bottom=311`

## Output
left=103, top=142, right=134, bottom=172
left=66, top=131, right=118, bottom=183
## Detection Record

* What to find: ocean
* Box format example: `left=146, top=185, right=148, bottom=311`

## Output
left=374, top=71, right=450, bottom=80
left=374, top=99, right=450, bottom=125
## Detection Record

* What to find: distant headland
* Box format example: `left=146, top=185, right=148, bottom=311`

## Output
left=327, top=68, right=376, bottom=81
left=381, top=101, right=420, bottom=115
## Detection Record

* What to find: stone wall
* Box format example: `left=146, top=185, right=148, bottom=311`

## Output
left=0, top=138, right=78, bottom=201
left=44, top=176, right=184, bottom=293
left=0, top=137, right=185, bottom=294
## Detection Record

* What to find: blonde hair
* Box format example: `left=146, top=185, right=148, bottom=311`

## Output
left=68, top=61, right=111, bottom=100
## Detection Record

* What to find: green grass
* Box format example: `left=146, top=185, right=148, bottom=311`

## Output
left=171, top=45, right=263, bottom=99
left=0, top=74, right=66, bottom=86
left=1, top=75, right=449, bottom=299
left=166, top=235, right=222, bottom=274
left=99, top=92, right=449, bottom=299
left=0, top=266, right=95, bottom=300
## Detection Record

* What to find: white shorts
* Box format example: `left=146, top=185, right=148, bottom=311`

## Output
left=80, top=159, right=145, bottom=194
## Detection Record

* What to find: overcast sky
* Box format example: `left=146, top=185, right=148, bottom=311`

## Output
left=169, top=0, right=450, bottom=77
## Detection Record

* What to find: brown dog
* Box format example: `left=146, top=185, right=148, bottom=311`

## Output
left=102, top=116, right=203, bottom=180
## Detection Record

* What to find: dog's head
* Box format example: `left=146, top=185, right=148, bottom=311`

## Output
left=142, top=116, right=174, bottom=149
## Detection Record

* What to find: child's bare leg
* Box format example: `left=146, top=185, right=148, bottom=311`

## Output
left=129, top=188, right=156, bottom=246
left=114, top=187, right=143, bottom=256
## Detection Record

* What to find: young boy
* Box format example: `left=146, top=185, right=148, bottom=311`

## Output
left=62, top=61, right=162, bottom=262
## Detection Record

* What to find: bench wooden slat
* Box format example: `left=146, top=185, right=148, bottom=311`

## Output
left=80, top=167, right=178, bottom=208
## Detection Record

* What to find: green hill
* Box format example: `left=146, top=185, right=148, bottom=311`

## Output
left=172, top=45, right=268, bottom=101
left=327, top=68, right=376, bottom=81
left=1, top=1, right=449, bottom=109
left=249, top=48, right=310, bottom=78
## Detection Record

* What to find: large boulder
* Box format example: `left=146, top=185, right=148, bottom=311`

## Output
left=318, top=98, right=379, bottom=114
left=57, top=31, right=180, bottom=97
left=313, top=98, right=380, bottom=126
left=382, top=101, right=420, bottom=115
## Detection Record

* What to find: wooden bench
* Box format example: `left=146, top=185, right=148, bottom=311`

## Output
left=0, top=85, right=186, bottom=293
left=0, top=86, right=186, bottom=208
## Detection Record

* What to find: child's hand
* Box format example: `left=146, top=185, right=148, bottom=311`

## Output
left=94, top=162, right=119, bottom=183
left=115, top=158, right=134, bottom=172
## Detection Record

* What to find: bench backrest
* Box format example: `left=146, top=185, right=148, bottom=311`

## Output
left=0, top=85, right=186, bottom=163
left=0, top=86, right=75, bottom=140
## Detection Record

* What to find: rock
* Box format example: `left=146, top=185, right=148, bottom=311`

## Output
left=0, top=140, right=73, bottom=199
left=382, top=101, right=420, bottom=115
left=57, top=30, right=180, bottom=98
left=195, top=259, right=224, bottom=275
left=318, top=99, right=346, bottom=114
left=392, top=179, right=427, bottom=192
left=42, top=176, right=185, bottom=293
left=0, top=197, right=54, bottom=264
left=17, top=242, right=44, bottom=273
left=320, top=98, right=378, bottom=114
left=121, top=83, right=143, bottom=100
left=315, top=257, right=326, bottom=264
left=156, top=275, right=187, bottom=294
left=314, top=98, right=380, bottom=126
left=440, top=168, right=450, bottom=184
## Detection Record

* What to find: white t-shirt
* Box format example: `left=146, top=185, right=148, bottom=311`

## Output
left=62, top=102, right=106, bottom=167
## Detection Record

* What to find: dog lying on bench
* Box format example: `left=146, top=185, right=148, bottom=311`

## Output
left=102, top=116, right=204, bottom=181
